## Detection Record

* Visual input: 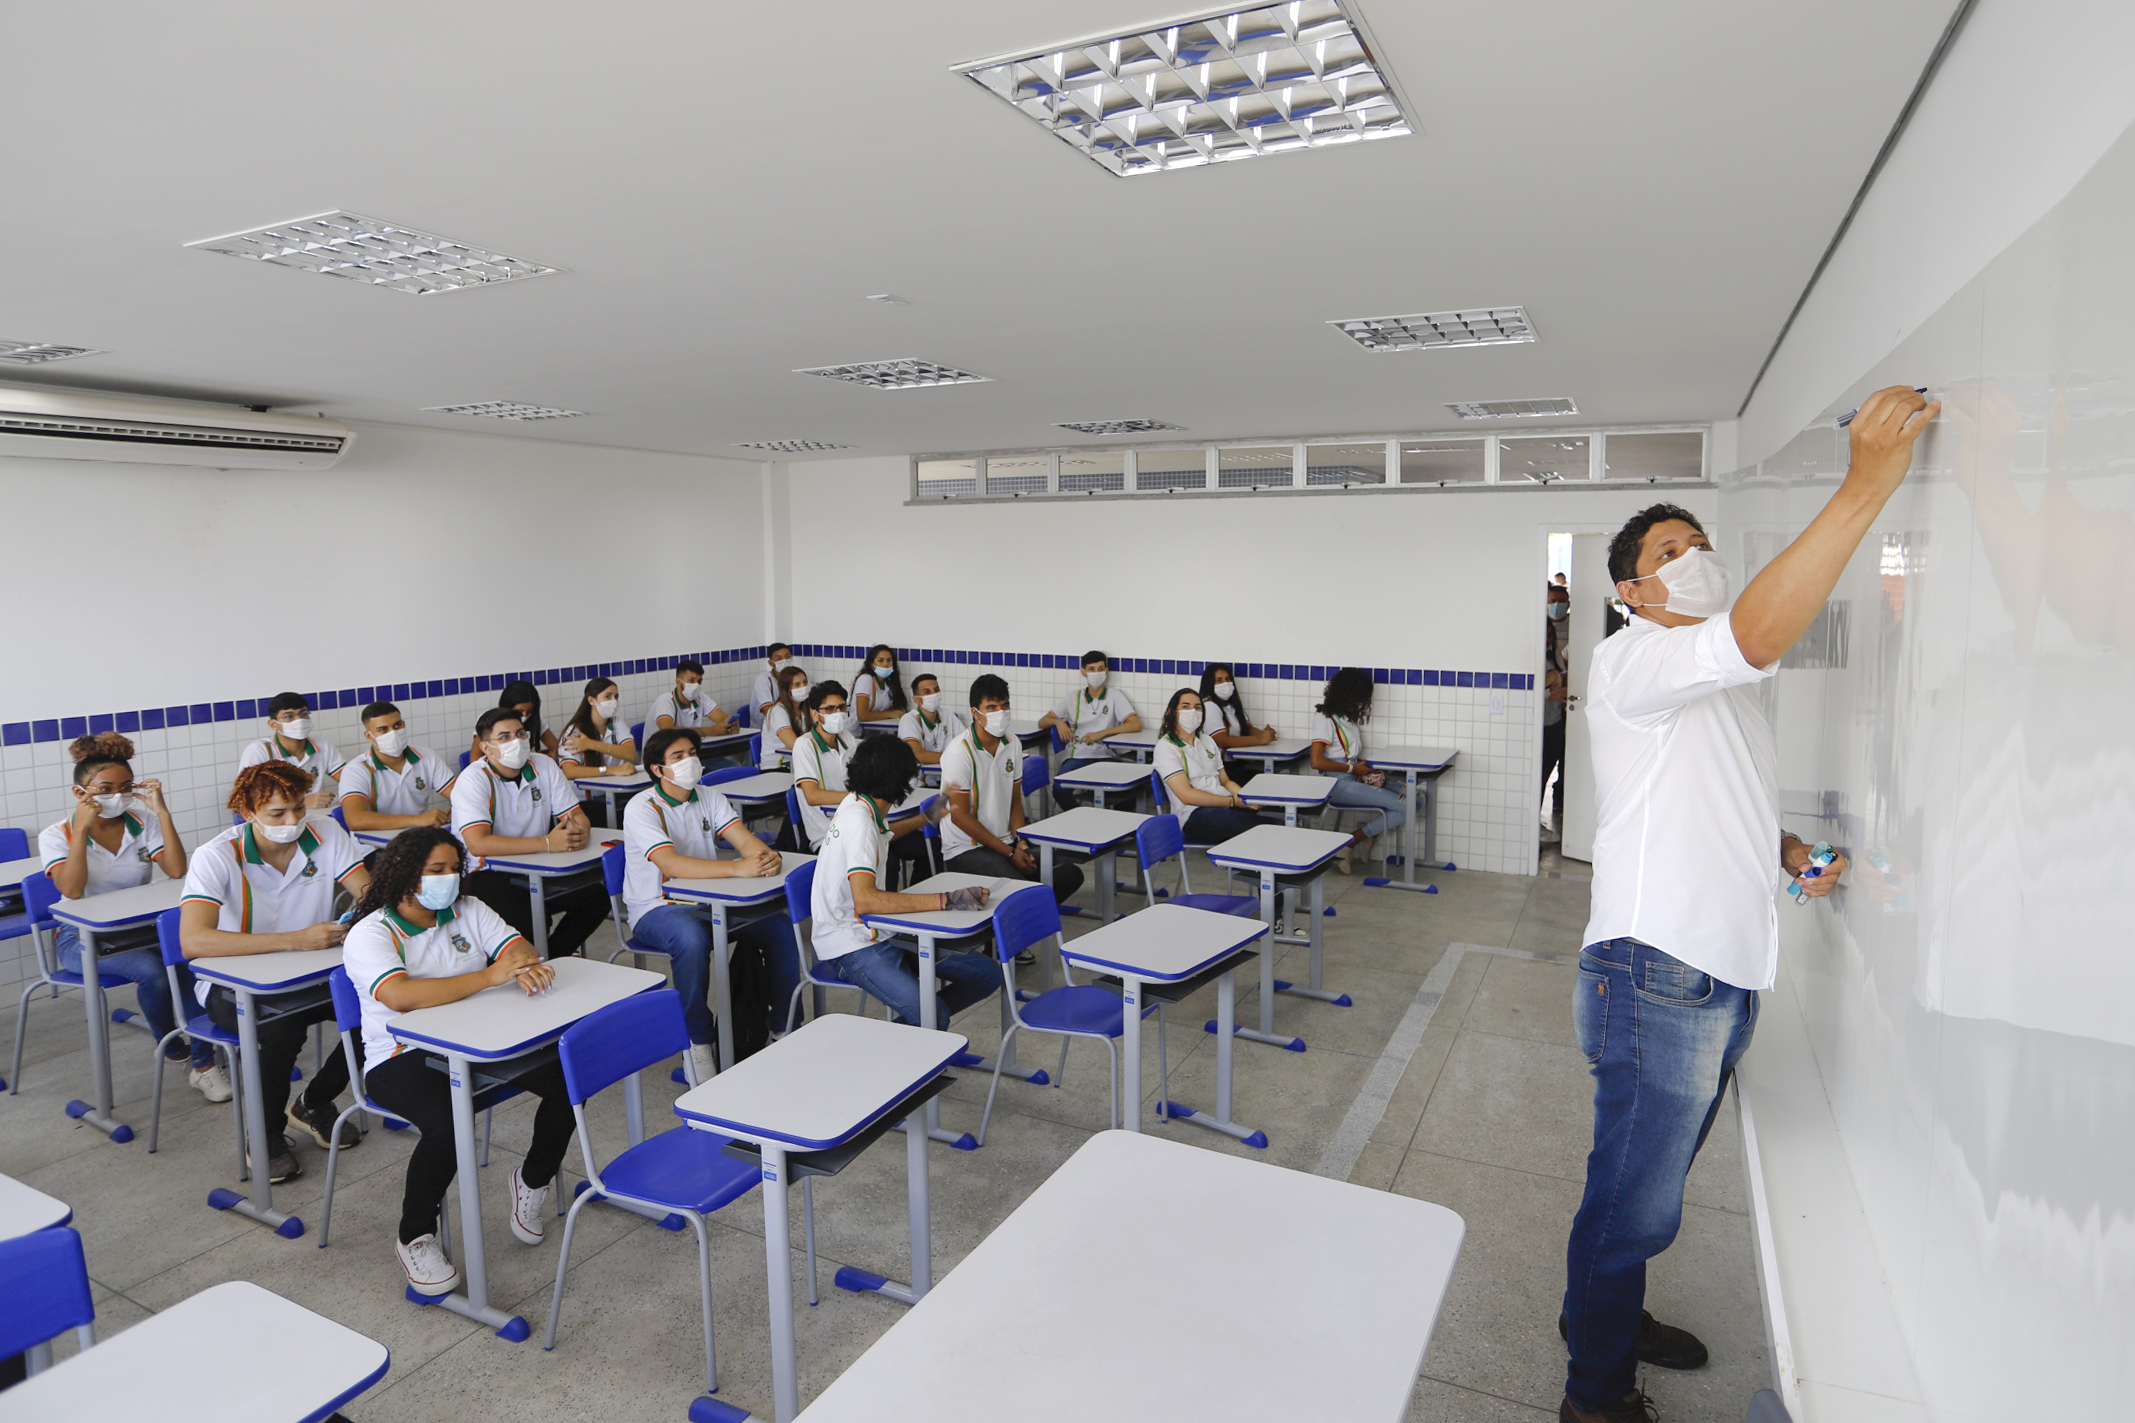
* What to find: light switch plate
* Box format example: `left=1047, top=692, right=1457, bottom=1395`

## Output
left=1490, top=691, right=1506, bottom=715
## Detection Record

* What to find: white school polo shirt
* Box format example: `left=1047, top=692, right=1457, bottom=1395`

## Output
left=897, top=707, right=964, bottom=756
left=752, top=667, right=790, bottom=714
left=789, top=728, right=858, bottom=849
left=808, top=794, right=892, bottom=963
left=181, top=820, right=364, bottom=1002
left=937, top=729, right=1021, bottom=861
left=620, top=782, right=743, bottom=924
left=556, top=720, right=630, bottom=771
left=449, top=753, right=581, bottom=870
left=39, top=811, right=171, bottom=898
left=1214, top=701, right=1250, bottom=738
left=1051, top=686, right=1135, bottom=760
left=343, top=897, right=527, bottom=1073
left=337, top=746, right=447, bottom=819
left=1307, top=713, right=1366, bottom=775
left=238, top=734, right=347, bottom=794
left=759, top=705, right=798, bottom=770
left=853, top=671, right=903, bottom=718
left=649, top=688, right=723, bottom=730
left=1582, top=611, right=1781, bottom=990
left=1152, top=732, right=1227, bottom=815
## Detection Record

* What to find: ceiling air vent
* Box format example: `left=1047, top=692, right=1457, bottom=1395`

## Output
left=187, top=211, right=561, bottom=295
left=1054, top=419, right=1184, bottom=436
left=1331, top=307, right=1533, bottom=353
left=424, top=402, right=585, bottom=421
left=797, top=360, right=991, bottom=390
left=0, top=341, right=107, bottom=366
left=735, top=440, right=857, bottom=453
left=1447, top=397, right=1578, bottom=419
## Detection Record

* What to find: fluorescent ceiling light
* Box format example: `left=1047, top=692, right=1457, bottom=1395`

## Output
left=735, top=439, right=857, bottom=453
left=187, top=211, right=560, bottom=295
left=424, top=401, right=585, bottom=421
left=864, top=294, right=909, bottom=306
left=0, top=341, right=107, bottom=366
left=1332, top=306, right=1533, bottom=353
left=957, top=1, right=1411, bottom=178
left=796, top=359, right=991, bottom=390
left=1448, top=397, right=1578, bottom=419
left=1054, top=418, right=1184, bottom=435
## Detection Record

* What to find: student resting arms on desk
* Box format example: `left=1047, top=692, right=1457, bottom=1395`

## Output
left=1153, top=689, right=1264, bottom=843
left=179, top=762, right=369, bottom=1184
left=556, top=676, right=639, bottom=784
left=939, top=674, right=1083, bottom=910
left=852, top=644, right=908, bottom=726
left=1200, top=662, right=1278, bottom=753
left=450, top=707, right=610, bottom=959
left=1556, top=388, right=1927, bottom=1423
left=897, top=672, right=963, bottom=766
left=337, top=701, right=451, bottom=836
left=808, top=737, right=997, bottom=1028
left=40, top=733, right=223, bottom=1100
left=1038, top=650, right=1141, bottom=811
left=624, top=728, right=802, bottom=1078
left=758, top=664, right=810, bottom=771
left=752, top=641, right=796, bottom=720
left=469, top=680, right=561, bottom=764
left=1308, top=666, right=1407, bottom=875
left=341, top=826, right=569, bottom=1299
left=792, top=683, right=932, bottom=877
left=239, top=692, right=346, bottom=812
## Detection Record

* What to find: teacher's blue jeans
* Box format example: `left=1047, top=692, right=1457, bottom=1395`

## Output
left=1563, top=937, right=1757, bottom=1411
left=631, top=904, right=800, bottom=1047
left=55, top=925, right=214, bottom=1068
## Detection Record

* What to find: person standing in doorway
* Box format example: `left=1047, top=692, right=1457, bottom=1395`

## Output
left=1541, top=583, right=1570, bottom=844
left=1558, top=387, right=1933, bottom=1423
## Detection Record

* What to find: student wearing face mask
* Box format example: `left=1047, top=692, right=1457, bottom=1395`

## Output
left=341, top=826, right=570, bottom=1297
left=852, top=644, right=908, bottom=726
left=450, top=707, right=609, bottom=959
left=557, top=676, right=640, bottom=784
left=623, top=728, right=802, bottom=1078
left=180, top=762, right=370, bottom=1183
left=239, top=692, right=346, bottom=812
left=1308, top=666, right=1405, bottom=874
left=1541, top=586, right=1571, bottom=843
left=938, top=675, right=1083, bottom=907
left=753, top=642, right=796, bottom=719
left=1153, top=689, right=1264, bottom=842
left=1038, top=650, right=1141, bottom=811
left=791, top=684, right=930, bottom=873
left=896, top=673, right=964, bottom=766
left=40, top=733, right=222, bottom=1100
left=758, top=665, right=810, bottom=771
left=650, top=659, right=736, bottom=738
left=469, top=681, right=560, bottom=765
left=1198, top=663, right=1277, bottom=772
left=338, top=702, right=451, bottom=835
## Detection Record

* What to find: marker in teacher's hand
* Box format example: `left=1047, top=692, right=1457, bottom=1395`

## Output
left=1836, top=388, right=1929, bottom=428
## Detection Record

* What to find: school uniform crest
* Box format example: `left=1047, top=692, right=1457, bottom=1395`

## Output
left=135, top=846, right=152, bottom=863
left=300, top=860, right=319, bottom=879
left=414, top=777, right=428, bottom=791
left=530, top=788, right=543, bottom=803
left=449, top=933, right=472, bottom=954
left=700, top=817, right=712, bottom=832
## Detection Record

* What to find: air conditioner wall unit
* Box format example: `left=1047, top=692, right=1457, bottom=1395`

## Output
left=0, top=383, right=353, bottom=471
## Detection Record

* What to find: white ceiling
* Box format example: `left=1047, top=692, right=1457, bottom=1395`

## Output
left=0, top=1, right=1954, bottom=461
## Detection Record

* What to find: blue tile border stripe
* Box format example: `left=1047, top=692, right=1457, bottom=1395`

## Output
left=0, top=643, right=1534, bottom=748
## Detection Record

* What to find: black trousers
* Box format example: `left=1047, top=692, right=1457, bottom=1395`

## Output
left=364, top=1051, right=576, bottom=1245
left=943, top=846, right=1085, bottom=907
left=463, top=869, right=610, bottom=958
left=1541, top=718, right=1566, bottom=820
left=205, top=984, right=348, bottom=1134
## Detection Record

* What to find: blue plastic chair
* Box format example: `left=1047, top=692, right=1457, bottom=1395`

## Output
left=329, top=805, right=349, bottom=833
left=457, top=750, right=471, bottom=770
left=747, top=733, right=762, bottom=769
left=0, top=1226, right=96, bottom=1370
left=1134, top=816, right=1261, bottom=917
left=1020, top=754, right=1049, bottom=823
left=601, top=842, right=669, bottom=971
left=0, top=829, right=30, bottom=947
left=778, top=860, right=880, bottom=1033
left=975, top=886, right=1151, bottom=1146
left=701, top=764, right=755, bottom=788
left=545, top=990, right=763, bottom=1393
left=630, top=720, right=646, bottom=746
left=146, top=909, right=249, bottom=1173
left=9, top=871, right=131, bottom=1100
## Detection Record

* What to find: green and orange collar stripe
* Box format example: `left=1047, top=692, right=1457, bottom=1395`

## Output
left=270, top=736, right=318, bottom=758
left=368, top=746, right=423, bottom=772
left=384, top=904, right=458, bottom=940
left=653, top=780, right=695, bottom=808
left=240, top=823, right=320, bottom=863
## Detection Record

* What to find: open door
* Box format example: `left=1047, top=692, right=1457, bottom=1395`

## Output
left=1559, top=532, right=1613, bottom=862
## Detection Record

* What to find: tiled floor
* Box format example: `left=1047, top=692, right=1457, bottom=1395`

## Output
left=0, top=848, right=1767, bottom=1421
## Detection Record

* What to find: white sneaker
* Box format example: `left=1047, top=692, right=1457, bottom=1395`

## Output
left=396, top=1233, right=460, bottom=1296
left=688, top=1042, right=718, bottom=1083
left=1334, top=846, right=1353, bottom=875
left=189, top=1063, right=233, bottom=1103
left=508, top=1167, right=550, bottom=1245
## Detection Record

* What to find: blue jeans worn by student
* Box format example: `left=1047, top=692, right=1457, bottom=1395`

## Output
left=1563, top=937, right=1757, bottom=1412
left=55, top=925, right=215, bottom=1068
left=629, top=904, right=800, bottom=1047
left=830, top=941, right=1000, bottom=1029
left=1324, top=774, right=1409, bottom=838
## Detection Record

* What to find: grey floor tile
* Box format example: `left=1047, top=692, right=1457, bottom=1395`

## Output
left=1410, top=1030, right=1596, bottom=1184
left=1464, top=957, right=1580, bottom=1049
left=1407, top=1374, right=1559, bottom=1422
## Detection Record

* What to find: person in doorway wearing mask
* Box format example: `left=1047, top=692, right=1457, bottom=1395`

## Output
left=852, top=644, right=908, bottom=726
left=469, top=680, right=560, bottom=764
left=338, top=701, right=451, bottom=834
left=1153, top=688, right=1263, bottom=842
left=1038, top=650, right=1140, bottom=811
left=179, top=761, right=370, bottom=1182
left=938, top=674, right=1083, bottom=906
left=1541, top=585, right=1571, bottom=843
left=897, top=672, right=964, bottom=767
left=753, top=642, right=796, bottom=719
left=450, top=707, right=609, bottom=958
left=239, top=692, right=345, bottom=812
left=557, top=676, right=640, bottom=782
left=1558, top=387, right=1932, bottom=1423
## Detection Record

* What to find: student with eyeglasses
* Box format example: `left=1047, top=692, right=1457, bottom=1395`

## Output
left=791, top=683, right=929, bottom=877
left=239, top=691, right=346, bottom=813
left=469, top=680, right=560, bottom=765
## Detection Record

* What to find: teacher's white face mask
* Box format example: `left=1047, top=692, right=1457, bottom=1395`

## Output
left=1630, top=547, right=1731, bottom=618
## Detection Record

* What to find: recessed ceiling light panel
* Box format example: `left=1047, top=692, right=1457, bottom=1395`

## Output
left=1447, top=397, right=1579, bottom=419
left=424, top=401, right=585, bottom=421
left=187, top=211, right=560, bottom=295
left=0, top=341, right=108, bottom=366
left=1332, top=307, right=1534, bottom=352
left=958, top=1, right=1411, bottom=178
left=796, top=360, right=991, bottom=390
left=1054, top=418, right=1185, bottom=436
left=734, top=439, right=857, bottom=453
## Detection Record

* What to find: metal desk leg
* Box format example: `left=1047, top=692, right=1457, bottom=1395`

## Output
left=760, top=1143, right=799, bottom=1422
left=525, top=871, right=550, bottom=956
left=711, top=907, right=736, bottom=1072
left=209, top=987, right=302, bottom=1234
left=424, top=1052, right=528, bottom=1338
left=1121, top=974, right=1142, bottom=1132
left=1277, top=875, right=1350, bottom=1006
left=1210, top=871, right=1305, bottom=1052
left=1168, top=964, right=1268, bottom=1147
left=913, top=936, right=976, bottom=1149
left=66, top=925, right=131, bottom=1141
left=1370, top=768, right=1443, bottom=893
left=1094, top=848, right=1115, bottom=924
left=853, top=1104, right=932, bottom=1306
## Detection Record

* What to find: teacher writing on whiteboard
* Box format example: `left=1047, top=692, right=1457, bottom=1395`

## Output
left=1559, top=386, right=1935, bottom=1423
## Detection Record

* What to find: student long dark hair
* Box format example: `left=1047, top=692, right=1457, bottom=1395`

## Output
left=773, top=665, right=810, bottom=727
left=348, top=826, right=467, bottom=923
left=1197, top=662, right=1259, bottom=734
left=853, top=644, right=908, bottom=713
left=497, top=679, right=547, bottom=745
left=1159, top=687, right=1201, bottom=742
left=564, top=677, right=618, bottom=740
left=1315, top=666, right=1376, bottom=723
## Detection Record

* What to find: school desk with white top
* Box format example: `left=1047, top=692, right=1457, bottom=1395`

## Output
left=0, top=855, right=36, bottom=891
left=48, top=878, right=184, bottom=1143
left=470, top=839, right=619, bottom=956
left=190, top=945, right=347, bottom=1238
left=0, top=1170, right=71, bottom=1240
left=1355, top=745, right=1460, bottom=889
left=0, top=1279, right=391, bottom=1423
left=1014, top=805, right=1149, bottom=926
left=674, top=1014, right=967, bottom=1423
left=1238, top=771, right=1335, bottom=825
left=569, top=767, right=653, bottom=824
left=703, top=770, right=795, bottom=817
left=1220, top=735, right=1314, bottom=772
left=660, top=850, right=815, bottom=1072
left=1058, top=904, right=1269, bottom=1147
left=1105, top=726, right=1161, bottom=761
left=1050, top=758, right=1151, bottom=808
left=1204, top=825, right=1353, bottom=1051
left=788, top=1130, right=1465, bottom=1423
left=387, top=956, right=665, bottom=1339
